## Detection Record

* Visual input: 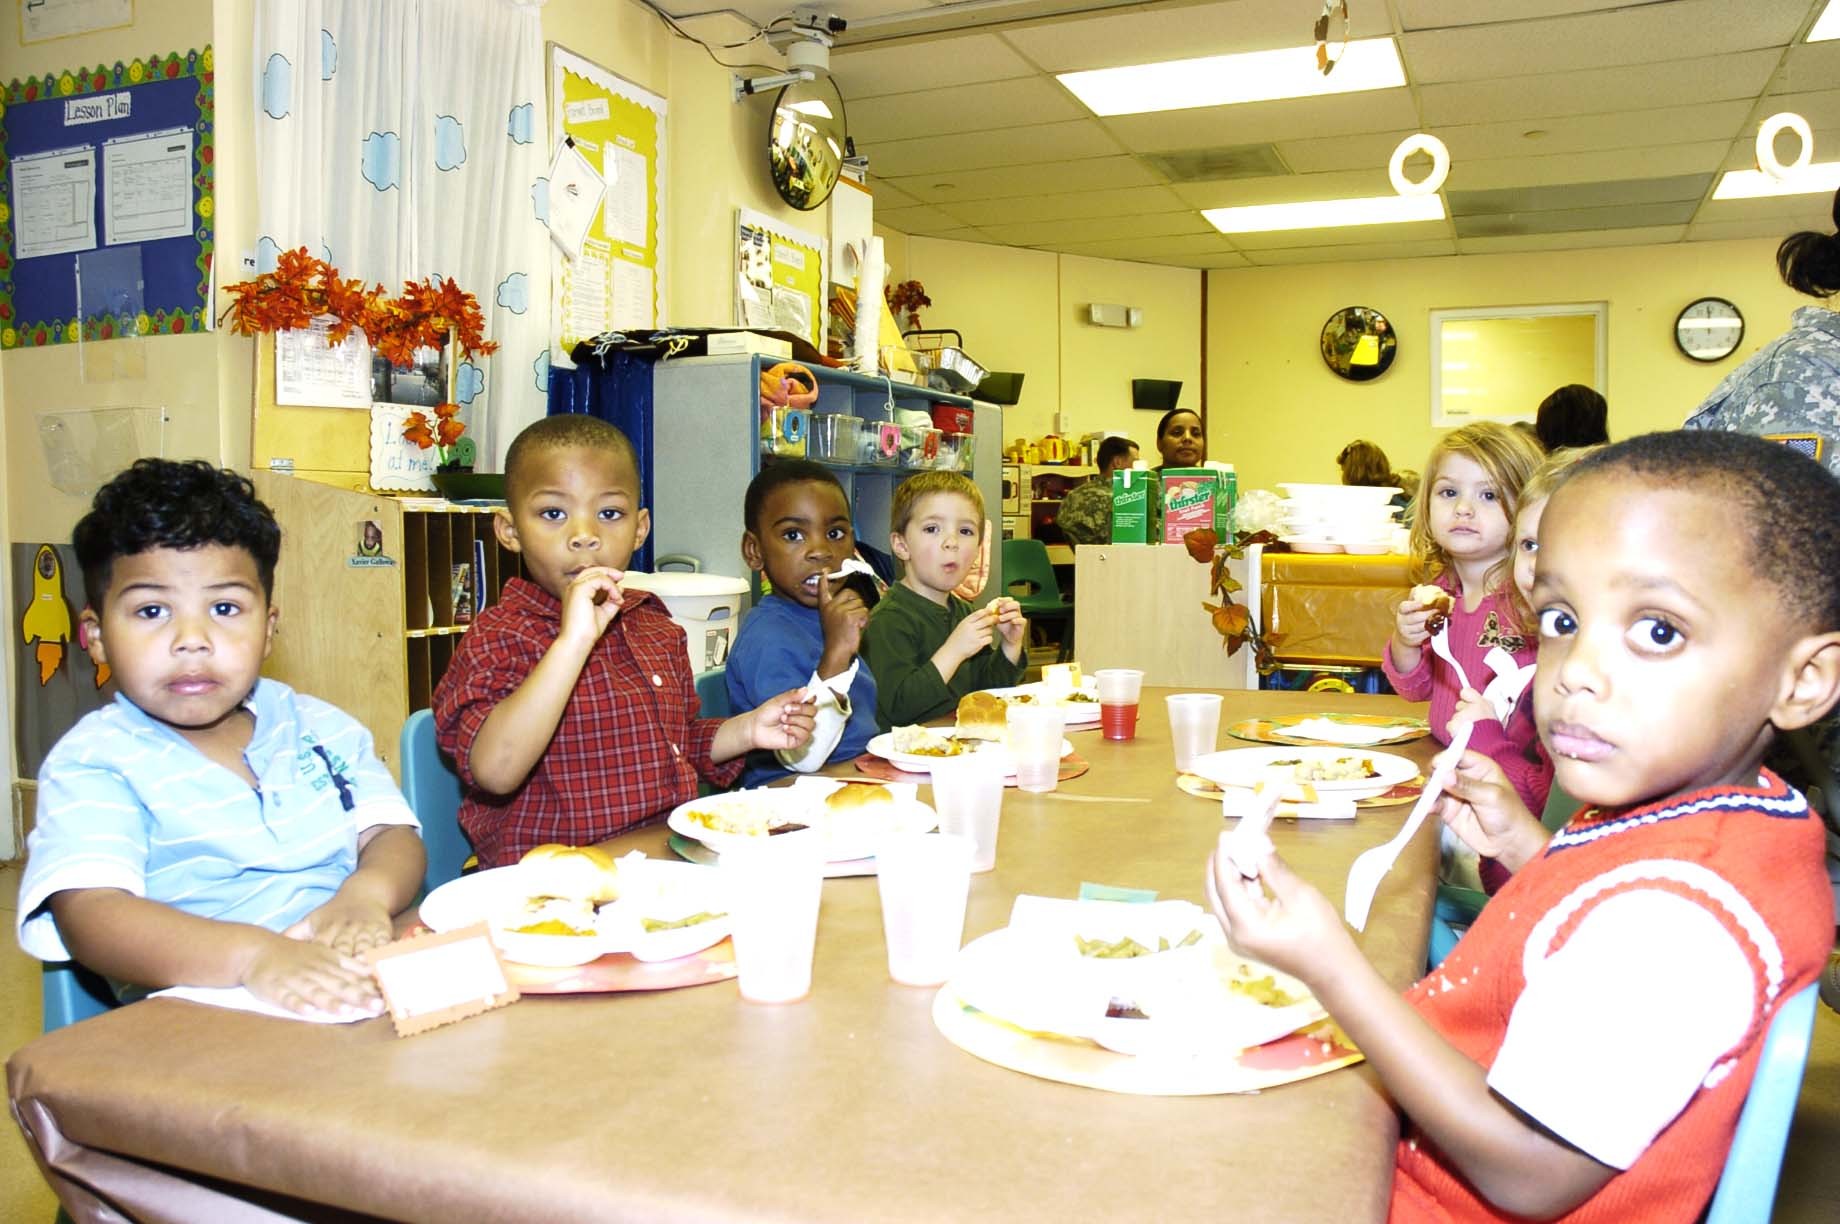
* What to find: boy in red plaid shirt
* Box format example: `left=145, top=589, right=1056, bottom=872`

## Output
left=434, top=416, right=814, bottom=867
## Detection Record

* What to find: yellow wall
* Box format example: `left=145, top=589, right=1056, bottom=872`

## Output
left=898, top=235, right=1202, bottom=450
left=1206, top=237, right=1810, bottom=494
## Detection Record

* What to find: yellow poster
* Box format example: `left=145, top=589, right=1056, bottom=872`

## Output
left=548, top=45, right=666, bottom=368
left=735, top=208, right=826, bottom=350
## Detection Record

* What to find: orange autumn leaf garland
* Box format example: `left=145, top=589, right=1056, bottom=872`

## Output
left=1187, top=526, right=1283, bottom=674
left=403, top=401, right=465, bottom=455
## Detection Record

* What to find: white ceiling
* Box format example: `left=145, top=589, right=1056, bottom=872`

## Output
left=743, top=0, right=1840, bottom=266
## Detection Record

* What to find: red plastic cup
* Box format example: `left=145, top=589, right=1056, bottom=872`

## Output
left=1100, top=701, right=1139, bottom=741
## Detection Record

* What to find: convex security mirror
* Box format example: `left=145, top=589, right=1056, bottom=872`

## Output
left=769, top=75, right=847, bottom=211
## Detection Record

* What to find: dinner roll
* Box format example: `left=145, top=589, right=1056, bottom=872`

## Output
left=825, top=783, right=894, bottom=812
left=518, top=843, right=621, bottom=903
left=955, top=691, right=1009, bottom=741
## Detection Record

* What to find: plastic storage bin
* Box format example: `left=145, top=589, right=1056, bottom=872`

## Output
left=618, top=570, right=749, bottom=673
left=936, top=433, right=966, bottom=472
left=929, top=403, right=975, bottom=434
left=760, top=406, right=809, bottom=458
left=866, top=421, right=902, bottom=466
left=809, top=413, right=863, bottom=463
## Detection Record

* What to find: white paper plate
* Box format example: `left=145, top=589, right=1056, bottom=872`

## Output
left=866, top=732, right=1074, bottom=776
left=1186, top=745, right=1418, bottom=801
left=420, top=858, right=731, bottom=965
left=982, top=681, right=1102, bottom=726
left=1279, top=537, right=1344, bottom=554
left=666, top=781, right=935, bottom=863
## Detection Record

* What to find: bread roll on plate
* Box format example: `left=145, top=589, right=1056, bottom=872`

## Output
left=519, top=843, right=622, bottom=904
left=826, top=782, right=895, bottom=811
left=955, top=691, right=1010, bottom=742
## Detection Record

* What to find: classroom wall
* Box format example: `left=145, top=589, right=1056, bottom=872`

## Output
left=1205, top=237, right=1812, bottom=495
left=1442, top=313, right=1598, bottom=422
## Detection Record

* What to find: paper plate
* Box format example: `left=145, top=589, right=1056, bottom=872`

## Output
left=866, top=732, right=1073, bottom=777
left=666, top=779, right=935, bottom=864
left=980, top=681, right=1103, bottom=726
left=1186, top=746, right=1418, bottom=801
left=1227, top=712, right=1429, bottom=748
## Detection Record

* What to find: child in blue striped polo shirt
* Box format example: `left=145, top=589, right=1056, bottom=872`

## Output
left=16, top=460, right=426, bottom=1018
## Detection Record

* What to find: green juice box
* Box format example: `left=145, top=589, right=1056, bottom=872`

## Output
left=1111, top=469, right=1149, bottom=543
left=1216, top=467, right=1238, bottom=539
left=1161, top=467, right=1219, bottom=545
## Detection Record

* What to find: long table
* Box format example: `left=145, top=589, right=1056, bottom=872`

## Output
left=9, top=689, right=1441, bottom=1223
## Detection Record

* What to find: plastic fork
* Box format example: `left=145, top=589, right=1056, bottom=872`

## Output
left=1220, top=771, right=1288, bottom=878
left=1427, top=621, right=1473, bottom=694
left=1343, top=721, right=1474, bottom=932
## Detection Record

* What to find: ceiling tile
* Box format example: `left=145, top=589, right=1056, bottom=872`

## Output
left=978, top=212, right=1215, bottom=245
left=1691, top=195, right=1840, bottom=225
left=885, top=155, right=1164, bottom=203
left=1719, top=123, right=1839, bottom=168
left=875, top=204, right=977, bottom=235
left=1049, top=233, right=1239, bottom=259
left=1419, top=49, right=1780, bottom=126
left=1446, top=142, right=1731, bottom=192
left=939, top=185, right=1192, bottom=226
left=848, top=77, right=1086, bottom=142
left=1396, top=1, right=1641, bottom=29
left=1452, top=200, right=1698, bottom=237
left=863, top=120, right=1124, bottom=177
left=869, top=180, right=921, bottom=209
left=1440, top=101, right=1754, bottom=161
left=1100, top=89, right=1421, bottom=155
left=1400, top=0, right=1806, bottom=85
left=997, top=0, right=1394, bottom=73
left=1455, top=225, right=1687, bottom=254
left=1226, top=218, right=1454, bottom=251
left=1753, top=88, right=1840, bottom=129
left=1243, top=237, right=1459, bottom=265
left=1775, top=37, right=1840, bottom=91
left=1449, top=174, right=1713, bottom=217
left=1169, top=168, right=1398, bottom=210
left=829, top=32, right=1035, bottom=101
left=1686, top=217, right=1823, bottom=242
left=1276, top=129, right=1418, bottom=175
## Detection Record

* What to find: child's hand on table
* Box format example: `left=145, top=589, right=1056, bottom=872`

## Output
left=242, top=933, right=383, bottom=1018
left=748, top=688, right=818, bottom=751
left=1433, top=750, right=1548, bottom=873
left=1205, top=837, right=1357, bottom=985
left=816, top=574, right=869, bottom=676
left=287, top=895, right=394, bottom=958
left=558, top=566, right=625, bottom=647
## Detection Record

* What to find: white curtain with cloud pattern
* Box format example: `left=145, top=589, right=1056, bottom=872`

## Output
left=253, top=0, right=551, bottom=470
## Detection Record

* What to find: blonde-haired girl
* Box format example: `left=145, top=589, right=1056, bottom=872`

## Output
left=1385, top=422, right=1551, bottom=889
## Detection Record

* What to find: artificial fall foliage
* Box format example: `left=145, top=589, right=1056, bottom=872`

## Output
left=1187, top=526, right=1283, bottom=674
left=403, top=401, right=465, bottom=451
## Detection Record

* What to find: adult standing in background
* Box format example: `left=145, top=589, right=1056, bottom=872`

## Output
left=1533, top=384, right=1609, bottom=451
left=1337, top=439, right=1411, bottom=513
left=1058, top=436, right=1140, bottom=546
left=1149, top=408, right=1206, bottom=540
left=1684, top=188, right=1840, bottom=1011
left=1686, top=187, right=1840, bottom=476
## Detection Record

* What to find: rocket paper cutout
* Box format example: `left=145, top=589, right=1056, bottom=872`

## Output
left=22, top=544, right=71, bottom=686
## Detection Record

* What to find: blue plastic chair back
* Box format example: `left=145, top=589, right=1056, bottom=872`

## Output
left=695, top=668, right=730, bottom=720
left=1705, top=980, right=1820, bottom=1224
left=42, top=961, right=116, bottom=1032
left=399, top=708, right=473, bottom=896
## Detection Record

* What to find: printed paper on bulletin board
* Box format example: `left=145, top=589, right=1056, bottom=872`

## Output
left=547, top=43, right=665, bottom=370
left=1, top=47, right=214, bottom=349
left=735, top=208, right=825, bottom=350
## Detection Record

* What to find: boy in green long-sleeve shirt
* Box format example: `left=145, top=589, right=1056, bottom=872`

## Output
left=862, top=472, right=1028, bottom=729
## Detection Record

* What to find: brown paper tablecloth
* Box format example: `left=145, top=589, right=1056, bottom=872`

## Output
left=9, top=689, right=1440, bottom=1224
left=1261, top=552, right=1413, bottom=667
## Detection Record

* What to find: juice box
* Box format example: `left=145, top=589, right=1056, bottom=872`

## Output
left=1216, top=468, right=1238, bottom=539
left=1161, top=467, right=1219, bottom=545
left=1110, top=469, right=1149, bottom=543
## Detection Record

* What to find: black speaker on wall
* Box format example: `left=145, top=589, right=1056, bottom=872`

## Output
left=1132, top=379, right=1182, bottom=412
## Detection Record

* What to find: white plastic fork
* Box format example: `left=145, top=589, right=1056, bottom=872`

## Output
left=1343, top=721, right=1473, bottom=932
left=1220, top=772, right=1288, bottom=878
left=1428, top=621, right=1473, bottom=694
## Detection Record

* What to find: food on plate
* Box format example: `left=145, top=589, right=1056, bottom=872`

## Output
left=1228, top=972, right=1301, bottom=1009
left=1410, top=583, right=1454, bottom=635
left=504, top=895, right=598, bottom=938
left=641, top=910, right=726, bottom=933
left=1064, top=691, right=1097, bottom=704
left=1041, top=662, right=1083, bottom=696
left=1074, top=930, right=1203, bottom=959
left=681, top=798, right=806, bottom=838
left=955, top=691, right=1010, bottom=741
left=892, top=724, right=965, bottom=757
left=1269, top=756, right=1378, bottom=782
left=826, top=782, right=895, bottom=811
left=518, top=843, right=622, bottom=904
left=1105, top=997, right=1151, bottom=1021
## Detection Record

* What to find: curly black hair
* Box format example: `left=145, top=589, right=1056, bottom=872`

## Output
left=1535, top=384, right=1610, bottom=451
left=72, top=459, right=282, bottom=609
left=503, top=414, right=639, bottom=505
left=1569, top=430, right=1840, bottom=631
left=742, top=458, right=846, bottom=534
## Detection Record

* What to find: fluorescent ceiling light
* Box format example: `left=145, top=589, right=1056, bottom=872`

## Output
left=1712, top=163, right=1840, bottom=199
left=1810, top=1, right=1840, bottom=41
left=1058, top=38, right=1404, bottom=117
left=1203, top=193, right=1443, bottom=234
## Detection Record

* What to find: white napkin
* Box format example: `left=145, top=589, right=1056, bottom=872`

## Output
left=151, top=984, right=379, bottom=1024
left=1283, top=717, right=1416, bottom=746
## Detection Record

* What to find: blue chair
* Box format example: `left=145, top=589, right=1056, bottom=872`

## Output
left=1706, top=981, right=1820, bottom=1224
left=1428, top=785, right=1583, bottom=969
left=41, top=961, right=116, bottom=1032
left=694, top=667, right=731, bottom=719
left=399, top=708, right=474, bottom=896
left=1000, top=538, right=1074, bottom=662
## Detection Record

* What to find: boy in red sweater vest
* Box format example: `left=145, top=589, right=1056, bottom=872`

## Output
left=1209, top=431, right=1840, bottom=1222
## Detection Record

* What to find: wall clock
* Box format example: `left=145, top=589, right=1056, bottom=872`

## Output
left=1674, top=297, right=1744, bottom=363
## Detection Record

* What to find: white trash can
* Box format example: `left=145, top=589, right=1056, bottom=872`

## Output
left=620, top=571, right=749, bottom=674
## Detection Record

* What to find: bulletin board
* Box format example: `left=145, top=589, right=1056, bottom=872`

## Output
left=0, top=47, right=214, bottom=349
left=735, top=207, right=825, bottom=350
left=547, top=44, right=665, bottom=370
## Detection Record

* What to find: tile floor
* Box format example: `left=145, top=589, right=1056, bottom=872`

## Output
left=1, top=860, right=1837, bottom=1221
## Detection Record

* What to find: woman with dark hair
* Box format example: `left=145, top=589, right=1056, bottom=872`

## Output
left=1153, top=408, right=1205, bottom=471
left=1685, top=187, right=1840, bottom=476
left=1534, top=384, right=1608, bottom=451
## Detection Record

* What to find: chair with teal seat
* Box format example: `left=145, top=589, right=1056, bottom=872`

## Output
left=1428, top=785, right=1582, bottom=968
left=1705, top=980, right=1819, bottom=1224
left=41, top=961, right=116, bottom=1032
left=695, top=667, right=730, bottom=719
left=400, top=708, right=474, bottom=896
left=999, top=538, right=1074, bottom=663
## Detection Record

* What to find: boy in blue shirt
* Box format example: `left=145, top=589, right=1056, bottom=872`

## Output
left=16, top=460, right=425, bottom=1018
left=728, top=460, right=879, bottom=785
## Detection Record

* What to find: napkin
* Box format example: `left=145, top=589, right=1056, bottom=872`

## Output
left=1283, top=718, right=1415, bottom=746
left=152, top=984, right=380, bottom=1024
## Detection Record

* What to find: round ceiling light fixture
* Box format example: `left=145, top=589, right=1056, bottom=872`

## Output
left=1756, top=112, right=1814, bottom=180
left=1388, top=133, right=1450, bottom=196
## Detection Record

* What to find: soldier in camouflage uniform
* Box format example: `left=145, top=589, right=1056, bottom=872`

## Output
left=1057, top=435, right=1139, bottom=546
left=1683, top=188, right=1840, bottom=1007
